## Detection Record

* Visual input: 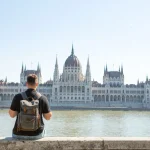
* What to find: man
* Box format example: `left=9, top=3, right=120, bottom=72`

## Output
left=9, top=74, right=52, bottom=140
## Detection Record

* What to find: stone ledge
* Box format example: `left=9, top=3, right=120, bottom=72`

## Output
left=103, top=137, right=150, bottom=150
left=1, top=137, right=150, bottom=150
left=0, top=137, right=103, bottom=150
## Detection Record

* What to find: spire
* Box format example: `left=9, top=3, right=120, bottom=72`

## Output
left=119, top=66, right=120, bottom=72
left=104, top=66, right=105, bottom=74
left=106, top=64, right=108, bottom=72
left=146, top=76, right=148, bottom=82
left=5, top=76, right=7, bottom=83
left=121, top=65, right=123, bottom=74
left=37, top=62, right=40, bottom=71
left=39, top=64, right=42, bottom=76
left=53, top=55, right=59, bottom=82
left=21, top=63, right=24, bottom=73
left=24, top=65, right=26, bottom=71
left=71, top=44, right=74, bottom=56
left=137, top=79, right=139, bottom=85
left=85, top=56, right=91, bottom=82
left=87, top=56, right=90, bottom=67
left=55, top=55, right=58, bottom=67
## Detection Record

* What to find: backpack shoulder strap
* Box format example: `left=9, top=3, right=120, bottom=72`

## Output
left=21, top=92, right=28, bottom=100
left=36, top=92, right=42, bottom=115
left=36, top=92, right=42, bottom=99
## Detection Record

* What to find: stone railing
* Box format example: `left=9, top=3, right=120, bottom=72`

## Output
left=1, top=137, right=150, bottom=150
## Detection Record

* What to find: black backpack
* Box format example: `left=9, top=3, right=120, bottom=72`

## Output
left=17, top=92, right=41, bottom=132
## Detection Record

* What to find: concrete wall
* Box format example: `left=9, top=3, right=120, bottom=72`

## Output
left=1, top=137, right=150, bottom=150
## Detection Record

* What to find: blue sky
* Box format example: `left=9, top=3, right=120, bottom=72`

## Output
left=0, top=0, right=150, bottom=84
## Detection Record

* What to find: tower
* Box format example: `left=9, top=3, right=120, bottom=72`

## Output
left=5, top=76, right=7, bottom=84
left=37, top=63, right=42, bottom=84
left=53, top=56, right=59, bottom=83
left=20, top=63, right=24, bottom=84
left=121, top=65, right=123, bottom=74
left=71, top=44, right=74, bottom=56
left=85, top=56, right=91, bottom=83
left=106, top=64, right=108, bottom=72
left=37, top=62, right=40, bottom=72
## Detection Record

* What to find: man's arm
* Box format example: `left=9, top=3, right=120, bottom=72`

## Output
left=42, top=96, right=52, bottom=120
left=9, top=94, right=19, bottom=118
left=9, top=109, right=17, bottom=118
left=43, top=112, right=52, bottom=120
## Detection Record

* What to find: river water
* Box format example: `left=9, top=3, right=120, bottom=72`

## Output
left=1, top=109, right=150, bottom=137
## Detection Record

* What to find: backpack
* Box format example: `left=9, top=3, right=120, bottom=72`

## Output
left=17, top=92, right=41, bottom=132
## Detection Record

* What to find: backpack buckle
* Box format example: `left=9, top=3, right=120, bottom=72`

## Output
left=24, top=107, right=27, bottom=113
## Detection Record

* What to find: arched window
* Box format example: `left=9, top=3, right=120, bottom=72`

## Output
left=71, top=74, right=73, bottom=81
left=78, top=86, right=81, bottom=92
left=60, top=86, right=62, bottom=92
left=82, top=86, right=85, bottom=93
left=71, top=86, right=73, bottom=92
left=64, top=86, right=66, bottom=92
left=110, top=95, right=113, bottom=101
left=106, top=95, right=109, bottom=101
left=67, top=86, right=70, bottom=92
left=75, top=74, right=77, bottom=81
left=87, top=88, right=89, bottom=93
left=75, top=86, right=77, bottom=92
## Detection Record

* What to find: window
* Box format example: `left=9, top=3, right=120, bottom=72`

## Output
left=87, top=88, right=89, bottom=93
left=82, top=86, right=85, bottom=93
left=55, top=88, right=57, bottom=92
left=71, top=86, right=73, bottom=92
left=60, top=86, right=62, bottom=92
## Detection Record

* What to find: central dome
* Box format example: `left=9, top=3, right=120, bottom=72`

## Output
left=65, top=45, right=81, bottom=67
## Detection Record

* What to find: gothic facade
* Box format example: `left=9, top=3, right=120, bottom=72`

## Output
left=0, top=45, right=150, bottom=108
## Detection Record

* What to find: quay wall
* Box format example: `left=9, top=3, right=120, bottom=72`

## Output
left=1, top=137, right=150, bottom=150
left=1, top=100, right=150, bottom=110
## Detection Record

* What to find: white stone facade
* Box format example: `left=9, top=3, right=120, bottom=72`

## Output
left=0, top=45, right=150, bottom=108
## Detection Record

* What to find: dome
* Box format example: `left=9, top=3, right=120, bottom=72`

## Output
left=64, top=45, right=81, bottom=67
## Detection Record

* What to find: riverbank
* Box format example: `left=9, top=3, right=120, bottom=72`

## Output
left=1, top=106, right=150, bottom=111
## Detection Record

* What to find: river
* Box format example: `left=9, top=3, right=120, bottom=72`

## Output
left=1, top=109, right=150, bottom=137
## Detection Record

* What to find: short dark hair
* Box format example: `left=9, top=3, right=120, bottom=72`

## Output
left=27, top=74, right=38, bottom=85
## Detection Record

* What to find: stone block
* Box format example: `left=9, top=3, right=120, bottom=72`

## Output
left=103, top=137, right=150, bottom=150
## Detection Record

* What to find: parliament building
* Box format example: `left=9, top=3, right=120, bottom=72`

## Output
left=0, top=45, right=150, bottom=109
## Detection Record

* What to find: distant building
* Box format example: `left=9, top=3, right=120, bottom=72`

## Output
left=0, top=45, right=150, bottom=108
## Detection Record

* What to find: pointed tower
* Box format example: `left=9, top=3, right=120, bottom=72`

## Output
left=36, top=63, right=42, bottom=84
left=37, top=62, right=40, bottom=71
left=71, top=44, right=74, bottom=56
left=21, top=63, right=24, bottom=73
left=53, top=56, right=59, bottom=83
left=39, top=64, right=42, bottom=75
left=119, top=66, right=120, bottom=72
left=85, top=56, right=91, bottom=83
left=106, top=64, right=108, bottom=72
left=146, top=76, right=148, bottom=83
left=20, top=64, right=25, bottom=84
left=24, top=65, right=26, bottom=71
left=5, top=76, right=7, bottom=83
left=104, top=66, right=106, bottom=75
left=137, top=79, right=139, bottom=85
left=121, top=65, right=123, bottom=74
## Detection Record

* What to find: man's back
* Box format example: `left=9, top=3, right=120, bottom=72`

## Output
left=10, top=88, right=51, bottom=136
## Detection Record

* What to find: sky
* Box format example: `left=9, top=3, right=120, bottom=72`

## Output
left=0, top=0, right=150, bottom=84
